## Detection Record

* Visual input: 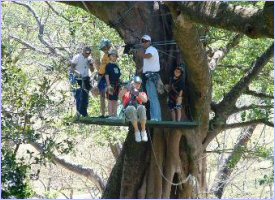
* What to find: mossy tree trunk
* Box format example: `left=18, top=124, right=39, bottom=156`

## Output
left=65, top=1, right=273, bottom=198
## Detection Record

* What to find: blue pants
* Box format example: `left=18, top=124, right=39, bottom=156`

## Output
left=75, top=78, right=90, bottom=117
left=146, top=78, right=162, bottom=121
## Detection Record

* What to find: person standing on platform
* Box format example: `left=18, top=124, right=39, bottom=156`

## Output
left=105, top=49, right=121, bottom=118
left=98, top=39, right=112, bottom=118
left=166, top=65, right=187, bottom=121
left=137, top=35, right=162, bottom=121
left=70, top=46, right=94, bottom=117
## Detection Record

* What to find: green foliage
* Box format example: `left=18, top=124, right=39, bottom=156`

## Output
left=258, top=174, right=274, bottom=186
left=226, top=146, right=246, bottom=169
left=1, top=149, right=34, bottom=199
left=252, top=146, right=273, bottom=159
left=212, top=35, right=273, bottom=102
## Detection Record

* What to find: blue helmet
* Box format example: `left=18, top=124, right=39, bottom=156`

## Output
left=99, top=39, right=112, bottom=50
left=134, top=76, right=142, bottom=83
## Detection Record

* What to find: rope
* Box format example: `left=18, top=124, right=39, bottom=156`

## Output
left=147, top=127, right=197, bottom=186
left=81, top=1, right=90, bottom=13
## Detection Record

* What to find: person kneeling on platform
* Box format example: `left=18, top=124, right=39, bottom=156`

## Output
left=120, top=76, right=148, bottom=142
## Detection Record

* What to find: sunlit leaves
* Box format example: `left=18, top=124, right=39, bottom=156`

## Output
left=1, top=149, right=34, bottom=199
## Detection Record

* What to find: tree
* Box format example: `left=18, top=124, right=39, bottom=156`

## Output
left=64, top=1, right=273, bottom=198
left=1, top=2, right=129, bottom=198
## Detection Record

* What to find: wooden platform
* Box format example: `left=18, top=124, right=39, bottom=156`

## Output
left=73, top=117, right=199, bottom=128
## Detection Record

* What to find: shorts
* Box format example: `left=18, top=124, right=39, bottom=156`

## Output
left=98, top=76, right=107, bottom=92
left=168, top=99, right=183, bottom=111
left=107, top=83, right=120, bottom=101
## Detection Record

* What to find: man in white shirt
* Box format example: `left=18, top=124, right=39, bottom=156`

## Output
left=71, top=46, right=94, bottom=117
left=137, top=35, right=162, bottom=121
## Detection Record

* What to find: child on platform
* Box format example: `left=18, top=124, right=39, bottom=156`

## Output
left=166, top=65, right=187, bottom=121
left=98, top=39, right=112, bottom=118
left=105, top=49, right=121, bottom=118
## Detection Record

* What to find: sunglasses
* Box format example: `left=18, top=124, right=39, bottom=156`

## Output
left=141, top=39, right=149, bottom=43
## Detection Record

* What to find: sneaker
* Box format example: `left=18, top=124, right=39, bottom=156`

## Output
left=141, top=131, right=148, bottom=142
left=134, top=131, right=142, bottom=142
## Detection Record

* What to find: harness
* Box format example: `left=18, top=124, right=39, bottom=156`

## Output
left=169, top=78, right=182, bottom=101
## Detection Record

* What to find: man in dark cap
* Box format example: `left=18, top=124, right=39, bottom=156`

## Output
left=70, top=46, right=94, bottom=117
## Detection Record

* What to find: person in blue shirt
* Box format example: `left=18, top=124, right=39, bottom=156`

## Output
left=105, top=49, right=121, bottom=117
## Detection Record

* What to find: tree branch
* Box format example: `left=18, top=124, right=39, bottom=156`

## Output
left=203, top=43, right=273, bottom=149
left=13, top=2, right=41, bottom=27
left=232, top=104, right=273, bottom=113
left=217, top=43, right=274, bottom=117
left=9, top=35, right=49, bottom=55
left=13, top=2, right=62, bottom=57
left=209, top=34, right=243, bottom=70
left=167, top=2, right=211, bottom=134
left=171, top=1, right=273, bottom=38
left=222, top=119, right=273, bottom=130
left=211, top=125, right=256, bottom=198
left=30, top=142, right=105, bottom=192
left=245, top=89, right=273, bottom=99
left=45, top=2, right=73, bottom=22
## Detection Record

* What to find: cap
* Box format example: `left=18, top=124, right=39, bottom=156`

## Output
left=99, top=39, right=112, bottom=50
left=176, top=64, right=185, bottom=73
left=83, top=46, right=91, bottom=53
left=134, top=76, right=142, bottom=83
left=141, top=35, right=151, bottom=41
left=108, top=49, right=118, bottom=56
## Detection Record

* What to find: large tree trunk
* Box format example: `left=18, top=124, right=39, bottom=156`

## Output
left=64, top=2, right=210, bottom=198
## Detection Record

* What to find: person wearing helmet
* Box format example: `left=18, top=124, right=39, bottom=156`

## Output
left=70, top=46, right=94, bottom=117
left=166, top=64, right=187, bottom=121
left=105, top=49, right=121, bottom=117
left=119, top=76, right=148, bottom=142
left=137, top=34, right=162, bottom=121
left=97, top=39, right=112, bottom=118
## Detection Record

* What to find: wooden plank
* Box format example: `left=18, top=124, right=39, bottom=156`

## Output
left=73, top=117, right=199, bottom=128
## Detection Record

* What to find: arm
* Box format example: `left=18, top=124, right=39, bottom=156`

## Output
left=176, top=90, right=184, bottom=105
left=138, top=92, right=148, bottom=103
left=88, top=58, right=94, bottom=73
left=119, top=87, right=128, bottom=100
left=105, top=74, right=110, bottom=86
left=137, top=49, right=152, bottom=59
left=89, top=63, right=94, bottom=73
left=70, top=55, right=81, bottom=77
left=104, top=64, right=110, bottom=86
left=70, top=63, right=81, bottom=77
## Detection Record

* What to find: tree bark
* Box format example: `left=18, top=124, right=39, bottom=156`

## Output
left=169, top=1, right=273, bottom=39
